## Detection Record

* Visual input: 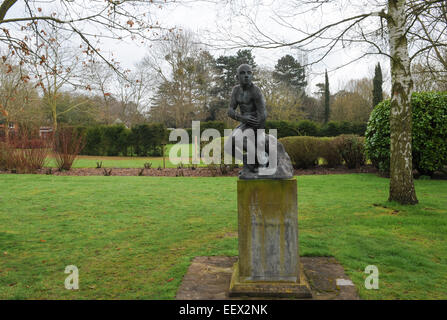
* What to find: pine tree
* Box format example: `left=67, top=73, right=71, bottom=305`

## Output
left=372, top=62, right=383, bottom=108
left=324, top=70, right=330, bottom=123
left=272, top=54, right=307, bottom=92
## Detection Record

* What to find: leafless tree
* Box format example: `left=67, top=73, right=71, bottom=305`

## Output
left=114, top=66, right=154, bottom=126
left=0, top=57, right=40, bottom=139
left=144, top=30, right=212, bottom=127
left=84, top=60, right=116, bottom=124
left=256, top=67, right=307, bottom=121
left=0, top=0, right=182, bottom=72
left=29, top=25, right=87, bottom=132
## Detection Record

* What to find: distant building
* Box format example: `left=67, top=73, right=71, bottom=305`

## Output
left=39, top=127, right=53, bottom=139
left=0, top=119, right=53, bottom=140
left=0, top=120, right=17, bottom=139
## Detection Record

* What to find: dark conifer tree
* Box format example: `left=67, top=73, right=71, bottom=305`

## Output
left=324, top=70, right=330, bottom=123
left=372, top=62, right=383, bottom=108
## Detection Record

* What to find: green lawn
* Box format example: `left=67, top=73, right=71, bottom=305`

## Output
left=45, top=144, right=210, bottom=168
left=46, top=155, right=179, bottom=169
left=0, top=174, right=446, bottom=299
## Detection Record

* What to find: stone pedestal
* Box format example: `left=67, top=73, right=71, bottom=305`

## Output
left=229, top=179, right=312, bottom=298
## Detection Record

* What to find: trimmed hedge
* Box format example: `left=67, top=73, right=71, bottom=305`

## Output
left=365, top=92, right=447, bottom=175
left=280, top=136, right=320, bottom=169
left=185, top=121, right=226, bottom=139
left=319, top=137, right=342, bottom=167
left=319, top=121, right=367, bottom=137
left=333, top=134, right=365, bottom=169
left=78, top=123, right=168, bottom=157
left=185, top=120, right=366, bottom=140
left=266, top=120, right=366, bottom=138
left=130, top=123, right=168, bottom=157
left=279, top=135, right=366, bottom=169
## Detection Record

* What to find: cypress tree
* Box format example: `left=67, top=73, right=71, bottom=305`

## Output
left=372, top=62, right=383, bottom=108
left=324, top=70, right=330, bottom=123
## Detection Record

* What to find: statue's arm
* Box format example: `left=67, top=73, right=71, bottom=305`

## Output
left=253, top=87, right=267, bottom=128
left=227, top=87, right=245, bottom=122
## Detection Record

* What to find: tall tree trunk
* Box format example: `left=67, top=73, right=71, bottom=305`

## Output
left=324, top=70, right=330, bottom=123
left=51, top=100, right=58, bottom=133
left=4, top=119, right=9, bottom=142
left=387, top=0, right=418, bottom=204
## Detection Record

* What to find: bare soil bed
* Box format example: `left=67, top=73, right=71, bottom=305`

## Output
left=0, top=165, right=379, bottom=177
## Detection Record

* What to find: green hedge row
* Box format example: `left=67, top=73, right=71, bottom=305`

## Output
left=365, top=92, right=447, bottom=175
left=72, top=120, right=367, bottom=157
left=76, top=123, right=168, bottom=157
left=184, top=120, right=367, bottom=139
left=279, top=135, right=366, bottom=169
left=265, top=120, right=366, bottom=138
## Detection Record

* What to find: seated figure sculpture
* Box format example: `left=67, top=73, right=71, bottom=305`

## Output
left=224, top=64, right=294, bottom=180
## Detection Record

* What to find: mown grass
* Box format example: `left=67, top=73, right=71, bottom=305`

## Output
left=45, top=144, right=198, bottom=169
left=0, top=174, right=446, bottom=299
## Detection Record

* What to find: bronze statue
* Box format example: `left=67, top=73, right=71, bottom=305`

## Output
left=225, top=64, right=293, bottom=179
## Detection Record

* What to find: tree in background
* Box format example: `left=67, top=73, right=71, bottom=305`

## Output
left=272, top=54, right=307, bottom=93
left=30, top=25, right=89, bottom=132
left=301, top=95, right=323, bottom=123
left=324, top=70, right=330, bottom=124
left=331, top=91, right=370, bottom=122
left=331, top=77, right=375, bottom=123
left=146, top=31, right=216, bottom=128
left=256, top=67, right=306, bottom=122
left=372, top=63, right=383, bottom=108
left=412, top=53, right=447, bottom=91
left=191, top=50, right=218, bottom=121
left=85, top=61, right=116, bottom=125
left=268, top=54, right=307, bottom=121
left=0, top=60, right=41, bottom=140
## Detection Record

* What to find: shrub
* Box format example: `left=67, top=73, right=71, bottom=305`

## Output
left=319, top=137, right=342, bottom=168
left=365, top=92, right=447, bottom=175
left=0, top=141, right=8, bottom=170
left=319, top=121, right=367, bottom=137
left=265, top=121, right=299, bottom=138
left=350, top=122, right=368, bottom=136
left=82, top=126, right=104, bottom=156
left=320, top=121, right=341, bottom=137
left=102, top=125, right=129, bottom=156
left=365, top=101, right=390, bottom=172
left=279, top=136, right=321, bottom=169
left=130, top=123, right=168, bottom=157
left=18, top=138, right=51, bottom=172
left=202, top=136, right=238, bottom=174
left=333, top=134, right=366, bottom=169
left=53, top=127, right=85, bottom=171
left=0, top=133, right=51, bottom=173
left=412, top=92, right=447, bottom=175
left=297, top=120, right=320, bottom=136
left=200, top=121, right=226, bottom=136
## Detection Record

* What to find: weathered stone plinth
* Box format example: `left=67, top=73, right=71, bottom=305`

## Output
left=229, top=179, right=312, bottom=298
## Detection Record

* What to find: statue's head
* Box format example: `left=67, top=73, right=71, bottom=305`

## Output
left=237, top=64, right=253, bottom=87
